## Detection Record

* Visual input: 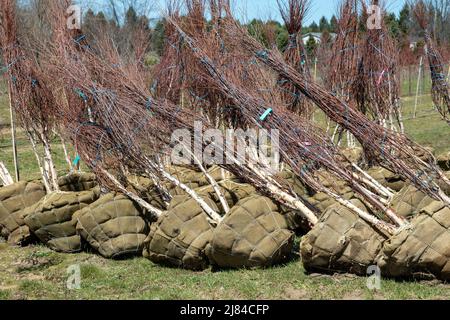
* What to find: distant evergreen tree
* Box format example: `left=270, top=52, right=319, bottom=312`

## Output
left=385, top=12, right=400, bottom=39
left=151, top=19, right=166, bottom=56
left=398, top=3, right=411, bottom=36
left=330, top=15, right=338, bottom=33
left=306, top=36, right=317, bottom=58
left=319, top=16, right=330, bottom=32
left=125, top=6, right=138, bottom=28
left=309, top=21, right=319, bottom=32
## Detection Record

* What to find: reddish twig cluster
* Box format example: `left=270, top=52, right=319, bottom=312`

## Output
left=412, top=0, right=450, bottom=125
left=277, top=0, right=314, bottom=118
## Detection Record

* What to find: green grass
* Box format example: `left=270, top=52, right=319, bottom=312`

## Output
left=0, top=244, right=448, bottom=300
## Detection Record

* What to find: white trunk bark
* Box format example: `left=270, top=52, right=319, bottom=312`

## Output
left=27, top=131, right=51, bottom=193
left=160, top=169, right=223, bottom=225
left=56, top=131, right=73, bottom=171
left=41, top=133, right=60, bottom=192
left=227, top=148, right=319, bottom=226
left=0, top=162, right=13, bottom=186
left=187, top=147, right=230, bottom=214
left=352, top=164, right=394, bottom=199
left=101, top=169, right=163, bottom=219
left=323, top=188, right=398, bottom=235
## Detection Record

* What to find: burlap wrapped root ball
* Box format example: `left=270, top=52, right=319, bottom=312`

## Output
left=197, top=166, right=237, bottom=187
left=206, top=195, right=295, bottom=269
left=75, top=193, right=149, bottom=259
left=195, top=181, right=256, bottom=215
left=437, top=152, right=450, bottom=171
left=24, top=188, right=100, bottom=253
left=127, top=166, right=237, bottom=210
left=166, top=166, right=212, bottom=195
left=306, top=172, right=355, bottom=214
left=143, top=195, right=219, bottom=270
left=127, top=175, right=168, bottom=210
left=300, top=199, right=387, bottom=275
left=0, top=181, right=46, bottom=245
left=58, top=172, right=98, bottom=192
left=167, top=165, right=237, bottom=196
left=376, top=201, right=450, bottom=281
left=391, top=185, right=434, bottom=219
left=367, top=167, right=406, bottom=192
left=340, top=147, right=363, bottom=163
left=276, top=165, right=310, bottom=197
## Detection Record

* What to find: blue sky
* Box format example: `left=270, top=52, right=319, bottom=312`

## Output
left=83, top=0, right=408, bottom=24
left=232, top=0, right=408, bottom=24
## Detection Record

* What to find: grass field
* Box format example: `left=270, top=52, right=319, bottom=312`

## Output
left=1, top=242, right=449, bottom=300
left=0, top=79, right=449, bottom=300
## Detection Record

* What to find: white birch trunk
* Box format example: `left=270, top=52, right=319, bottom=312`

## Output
left=101, top=169, right=163, bottom=219
left=160, top=169, right=223, bottom=225
left=191, top=152, right=230, bottom=214
left=56, top=130, right=73, bottom=171
left=0, top=162, right=13, bottom=186
left=352, top=164, right=394, bottom=199
left=27, top=131, right=51, bottom=193
left=41, top=132, right=60, bottom=192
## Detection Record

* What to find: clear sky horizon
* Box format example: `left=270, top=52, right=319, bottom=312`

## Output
left=232, top=0, right=408, bottom=24
left=83, top=0, right=408, bottom=25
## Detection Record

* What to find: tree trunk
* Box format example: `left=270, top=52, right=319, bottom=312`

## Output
left=7, top=81, right=19, bottom=182
left=0, top=162, right=13, bottom=186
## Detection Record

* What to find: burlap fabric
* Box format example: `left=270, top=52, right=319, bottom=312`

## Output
left=75, top=193, right=149, bottom=258
left=276, top=166, right=310, bottom=197
left=376, top=201, right=450, bottom=281
left=367, top=167, right=406, bottom=192
left=167, top=166, right=237, bottom=196
left=127, top=175, right=167, bottom=211
left=0, top=181, right=46, bottom=245
left=206, top=195, right=294, bottom=269
left=166, top=166, right=206, bottom=195
left=437, top=153, right=450, bottom=171
left=306, top=172, right=355, bottom=214
left=195, top=181, right=256, bottom=214
left=127, top=166, right=237, bottom=209
left=143, top=195, right=218, bottom=270
left=391, top=185, right=435, bottom=219
left=438, top=171, right=450, bottom=196
left=24, top=188, right=100, bottom=253
left=341, top=148, right=363, bottom=163
left=300, top=199, right=387, bottom=275
left=197, top=166, right=237, bottom=186
left=58, top=173, right=97, bottom=192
